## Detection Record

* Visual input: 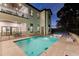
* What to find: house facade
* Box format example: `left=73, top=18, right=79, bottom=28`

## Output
left=0, top=3, right=52, bottom=38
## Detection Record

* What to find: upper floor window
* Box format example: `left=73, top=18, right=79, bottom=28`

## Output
left=37, top=13, right=40, bottom=18
left=30, top=23, right=33, bottom=33
left=30, top=9, right=33, bottom=16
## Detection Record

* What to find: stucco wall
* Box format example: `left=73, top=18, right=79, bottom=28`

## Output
left=40, top=11, right=45, bottom=35
left=0, top=12, right=40, bottom=35
left=40, top=10, right=51, bottom=35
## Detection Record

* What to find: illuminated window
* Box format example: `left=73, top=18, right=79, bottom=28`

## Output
left=30, top=23, right=33, bottom=33
left=16, top=8, right=18, bottom=11
left=30, top=9, right=33, bottom=16
left=37, top=25, right=40, bottom=32
left=30, top=23, right=33, bottom=26
left=37, top=13, right=40, bottom=18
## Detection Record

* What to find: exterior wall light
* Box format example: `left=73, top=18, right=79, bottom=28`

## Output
left=4, top=3, right=7, bottom=6
left=19, top=3, right=22, bottom=7
left=16, top=8, right=18, bottom=11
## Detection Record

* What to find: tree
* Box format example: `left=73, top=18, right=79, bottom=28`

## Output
left=57, top=3, right=79, bottom=35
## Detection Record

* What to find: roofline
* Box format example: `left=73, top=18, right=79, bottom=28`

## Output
left=25, top=3, right=40, bottom=12
left=26, top=3, right=52, bottom=15
left=40, top=9, right=52, bottom=15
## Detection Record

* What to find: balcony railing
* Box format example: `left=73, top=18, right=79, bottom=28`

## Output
left=0, top=6, right=32, bottom=19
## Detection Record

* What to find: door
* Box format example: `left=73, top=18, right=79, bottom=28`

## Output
left=12, top=27, right=18, bottom=35
left=1, top=26, right=12, bottom=36
left=41, top=27, right=44, bottom=35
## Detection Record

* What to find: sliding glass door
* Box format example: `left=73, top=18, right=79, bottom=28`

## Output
left=12, top=27, right=19, bottom=35
left=1, top=26, right=12, bottom=36
left=1, top=26, right=19, bottom=36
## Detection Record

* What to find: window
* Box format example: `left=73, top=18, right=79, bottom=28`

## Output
left=30, top=9, right=33, bottom=16
left=30, top=23, right=33, bottom=26
left=30, top=23, right=33, bottom=33
left=18, top=6, right=29, bottom=18
left=23, top=7, right=29, bottom=14
left=23, top=7, right=29, bottom=18
left=37, top=13, right=40, bottom=18
left=37, top=25, right=40, bottom=32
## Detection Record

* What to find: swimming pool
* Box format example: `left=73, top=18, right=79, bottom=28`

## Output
left=15, top=36, right=58, bottom=56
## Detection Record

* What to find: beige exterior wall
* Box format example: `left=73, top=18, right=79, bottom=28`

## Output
left=0, top=11, right=40, bottom=35
left=23, top=4, right=40, bottom=34
left=40, top=10, right=45, bottom=35
left=0, top=4, right=51, bottom=36
left=40, top=10, right=51, bottom=35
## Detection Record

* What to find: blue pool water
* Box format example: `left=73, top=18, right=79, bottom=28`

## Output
left=15, top=36, right=58, bottom=56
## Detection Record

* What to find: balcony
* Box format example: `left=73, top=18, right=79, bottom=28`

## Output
left=0, top=4, right=32, bottom=19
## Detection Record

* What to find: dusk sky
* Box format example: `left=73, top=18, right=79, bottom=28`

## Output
left=31, top=3, right=64, bottom=28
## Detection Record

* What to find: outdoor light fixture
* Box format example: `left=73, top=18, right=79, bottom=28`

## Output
left=19, top=3, right=22, bottom=7
left=16, top=8, right=18, bottom=10
left=4, top=3, right=7, bottom=6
